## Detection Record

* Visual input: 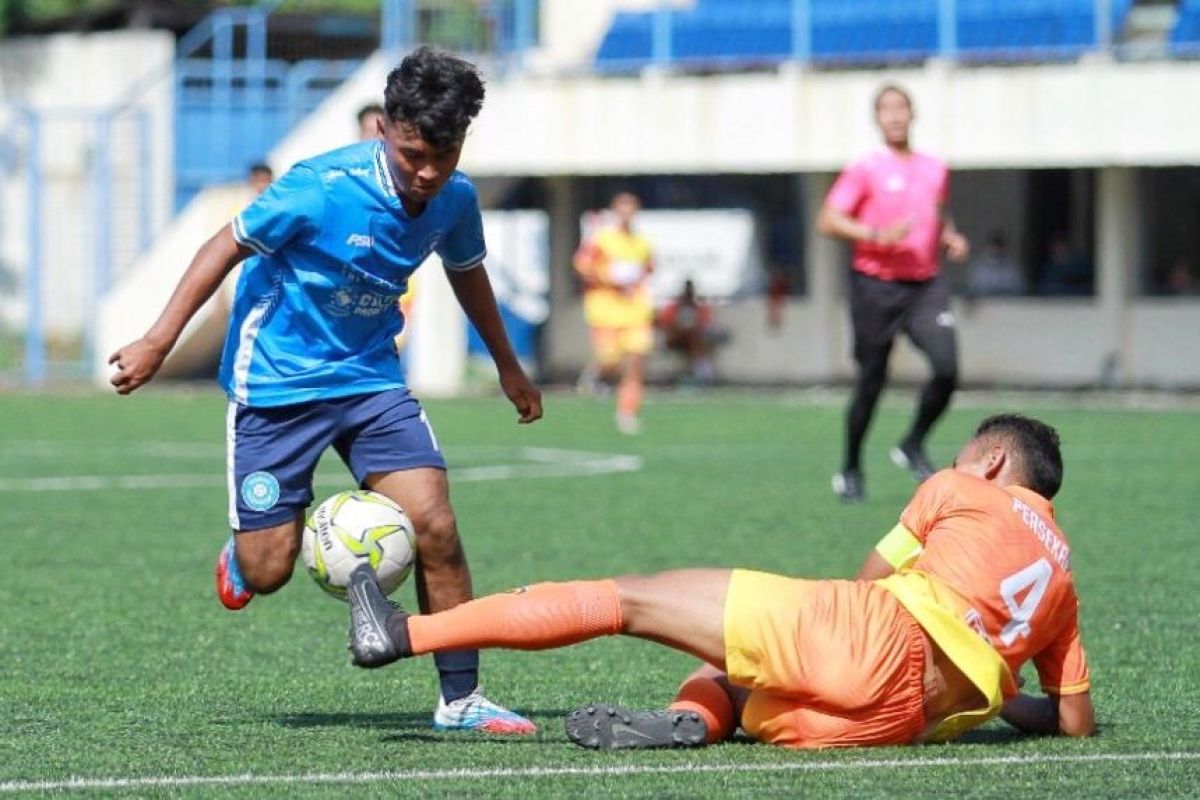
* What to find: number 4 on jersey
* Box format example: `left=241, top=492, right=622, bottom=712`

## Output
left=998, top=558, right=1053, bottom=646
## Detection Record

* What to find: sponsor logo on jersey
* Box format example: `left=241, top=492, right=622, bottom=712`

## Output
left=346, top=233, right=375, bottom=248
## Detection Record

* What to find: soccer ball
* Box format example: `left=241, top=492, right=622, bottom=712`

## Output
left=301, top=490, right=416, bottom=601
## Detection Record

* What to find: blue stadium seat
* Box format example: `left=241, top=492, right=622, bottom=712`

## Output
left=811, top=0, right=938, bottom=64
left=956, top=0, right=1132, bottom=59
left=594, top=11, right=654, bottom=68
left=1170, top=0, right=1200, bottom=54
left=592, top=0, right=1131, bottom=70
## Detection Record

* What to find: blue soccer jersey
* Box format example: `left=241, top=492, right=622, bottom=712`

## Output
left=220, top=140, right=487, bottom=406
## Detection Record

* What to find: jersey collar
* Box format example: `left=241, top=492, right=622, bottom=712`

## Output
left=373, top=142, right=401, bottom=206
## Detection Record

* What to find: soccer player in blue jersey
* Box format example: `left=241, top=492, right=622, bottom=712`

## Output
left=108, top=48, right=542, bottom=734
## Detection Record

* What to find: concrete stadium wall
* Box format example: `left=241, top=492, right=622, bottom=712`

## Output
left=0, top=31, right=175, bottom=336
left=463, top=58, right=1200, bottom=174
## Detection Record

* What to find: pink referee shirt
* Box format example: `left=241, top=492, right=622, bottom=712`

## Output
left=826, top=149, right=949, bottom=282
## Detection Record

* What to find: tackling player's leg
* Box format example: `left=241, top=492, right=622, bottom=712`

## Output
left=365, top=462, right=535, bottom=734
left=347, top=567, right=735, bottom=741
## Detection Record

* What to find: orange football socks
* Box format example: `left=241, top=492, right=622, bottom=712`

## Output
left=668, top=669, right=736, bottom=743
left=406, top=580, right=624, bottom=654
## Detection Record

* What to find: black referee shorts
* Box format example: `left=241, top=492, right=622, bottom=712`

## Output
left=848, top=271, right=957, bottom=377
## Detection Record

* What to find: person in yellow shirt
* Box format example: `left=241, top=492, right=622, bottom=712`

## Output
left=573, top=192, right=654, bottom=434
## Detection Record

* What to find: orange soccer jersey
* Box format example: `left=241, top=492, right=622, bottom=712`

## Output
left=877, top=470, right=1091, bottom=728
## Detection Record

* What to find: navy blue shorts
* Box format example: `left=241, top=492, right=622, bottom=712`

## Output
left=226, top=388, right=445, bottom=531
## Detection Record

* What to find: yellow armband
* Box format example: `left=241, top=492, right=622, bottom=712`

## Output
left=875, top=523, right=923, bottom=570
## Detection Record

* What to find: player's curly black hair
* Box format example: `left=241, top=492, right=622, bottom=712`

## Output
left=975, top=414, right=1064, bottom=499
left=383, top=47, right=485, bottom=149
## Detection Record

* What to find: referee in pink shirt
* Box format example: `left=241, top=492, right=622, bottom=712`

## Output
left=818, top=85, right=969, bottom=503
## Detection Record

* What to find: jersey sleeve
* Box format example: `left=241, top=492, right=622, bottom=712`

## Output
left=436, top=180, right=487, bottom=271
left=898, top=469, right=960, bottom=544
left=1033, top=610, right=1091, bottom=696
left=232, top=164, right=326, bottom=256
left=825, top=161, right=868, bottom=215
left=938, top=166, right=950, bottom=205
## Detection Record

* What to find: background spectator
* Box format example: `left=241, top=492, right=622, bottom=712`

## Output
left=657, top=279, right=726, bottom=385
left=357, top=102, right=386, bottom=141
left=1037, top=233, right=1093, bottom=296
left=967, top=230, right=1025, bottom=297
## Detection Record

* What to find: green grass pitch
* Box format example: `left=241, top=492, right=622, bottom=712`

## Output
left=1, top=388, right=1197, bottom=797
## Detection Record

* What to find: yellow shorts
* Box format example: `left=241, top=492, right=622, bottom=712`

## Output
left=724, top=570, right=928, bottom=748
left=583, top=289, right=654, bottom=328
left=588, top=325, right=653, bottom=365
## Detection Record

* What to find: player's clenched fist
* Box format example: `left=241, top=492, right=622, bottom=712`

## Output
left=108, top=338, right=169, bottom=395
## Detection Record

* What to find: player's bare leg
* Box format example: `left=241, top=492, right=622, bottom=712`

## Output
left=615, top=351, right=645, bottom=434
left=366, top=468, right=472, bottom=614
left=614, top=569, right=730, bottom=665
left=364, top=467, right=535, bottom=734
left=215, top=516, right=302, bottom=609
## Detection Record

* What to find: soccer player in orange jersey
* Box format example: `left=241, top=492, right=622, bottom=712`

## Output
left=346, top=414, right=1094, bottom=749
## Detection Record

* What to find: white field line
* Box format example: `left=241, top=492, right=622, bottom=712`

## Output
left=0, top=751, right=1196, bottom=794
left=0, top=447, right=642, bottom=493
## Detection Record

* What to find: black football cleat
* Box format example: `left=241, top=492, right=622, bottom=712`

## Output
left=891, top=441, right=937, bottom=482
left=347, top=563, right=410, bottom=668
left=565, top=705, right=708, bottom=750
left=831, top=469, right=866, bottom=503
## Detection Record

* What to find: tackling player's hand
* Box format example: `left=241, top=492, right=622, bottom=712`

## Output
left=108, top=337, right=170, bottom=395
left=499, top=366, right=543, bottom=424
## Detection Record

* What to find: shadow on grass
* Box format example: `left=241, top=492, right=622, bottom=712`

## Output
left=953, top=727, right=1032, bottom=745
left=272, top=710, right=575, bottom=740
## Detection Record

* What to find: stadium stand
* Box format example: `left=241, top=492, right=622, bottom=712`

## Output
left=1170, top=0, right=1200, bottom=54
left=594, top=0, right=1134, bottom=69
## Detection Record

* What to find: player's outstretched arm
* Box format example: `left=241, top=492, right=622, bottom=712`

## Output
left=109, top=224, right=251, bottom=395
left=1000, top=691, right=1095, bottom=738
left=445, top=265, right=543, bottom=423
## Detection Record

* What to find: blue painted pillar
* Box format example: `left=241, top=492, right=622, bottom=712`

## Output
left=1095, top=0, right=1113, bottom=52
left=247, top=9, right=269, bottom=166
left=652, top=1, right=672, bottom=66
left=137, top=109, right=153, bottom=251
left=87, top=112, right=113, bottom=368
left=937, top=0, right=957, bottom=60
left=22, top=108, right=45, bottom=384
left=381, top=0, right=415, bottom=55
left=791, top=0, right=811, bottom=63
left=514, top=0, right=536, bottom=56
left=213, top=12, right=234, bottom=184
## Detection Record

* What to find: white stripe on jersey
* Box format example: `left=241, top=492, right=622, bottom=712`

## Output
left=232, top=215, right=273, bottom=256
left=442, top=249, right=487, bottom=271
left=374, top=144, right=398, bottom=200
left=231, top=299, right=271, bottom=404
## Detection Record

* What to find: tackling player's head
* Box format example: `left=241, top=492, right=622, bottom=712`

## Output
left=382, top=47, right=485, bottom=205
left=954, top=414, right=1064, bottom=499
